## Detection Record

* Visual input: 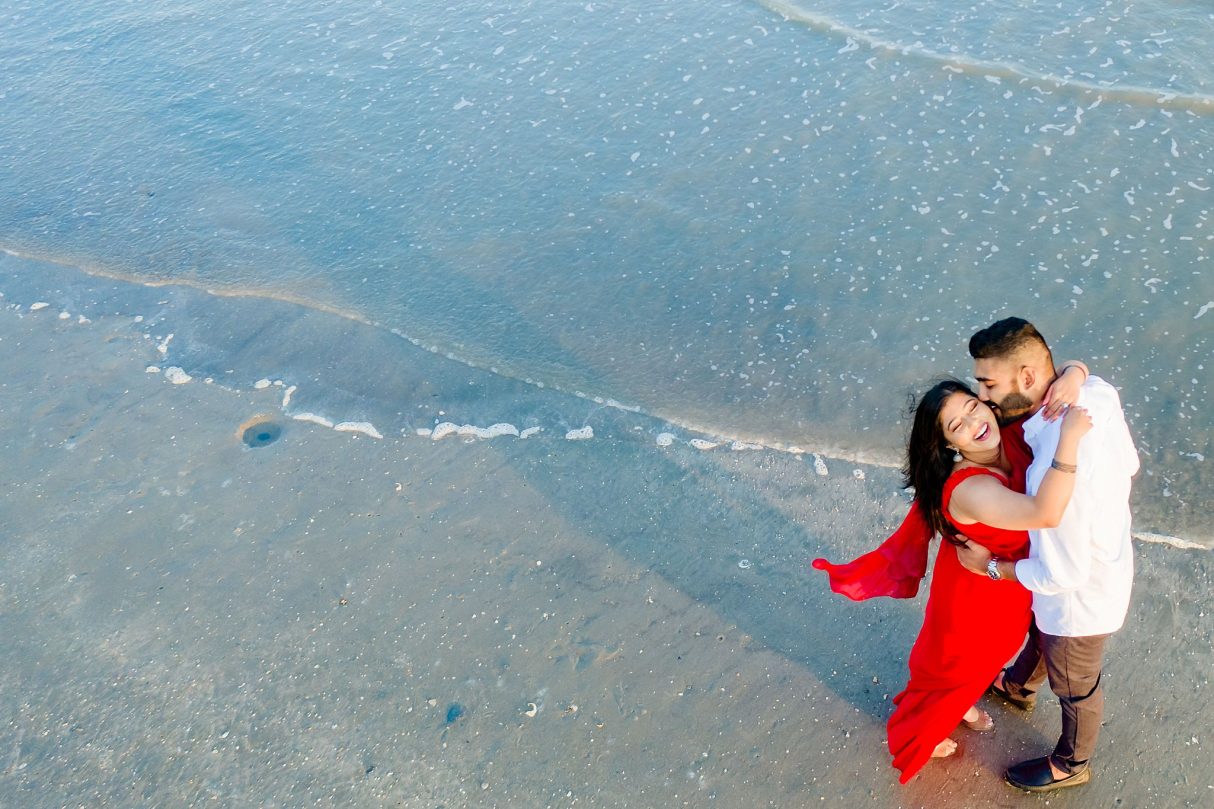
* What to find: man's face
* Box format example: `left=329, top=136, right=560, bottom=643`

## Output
left=972, top=357, right=1036, bottom=424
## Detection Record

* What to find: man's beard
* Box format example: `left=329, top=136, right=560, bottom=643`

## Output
left=992, top=391, right=1036, bottom=425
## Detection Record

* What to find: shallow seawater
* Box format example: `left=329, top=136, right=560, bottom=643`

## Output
left=0, top=0, right=1211, bottom=541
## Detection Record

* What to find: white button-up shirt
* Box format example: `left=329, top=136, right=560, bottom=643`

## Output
left=1012, top=376, right=1139, bottom=637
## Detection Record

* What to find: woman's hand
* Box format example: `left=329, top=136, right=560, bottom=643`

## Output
left=1041, top=364, right=1087, bottom=421
left=1059, top=404, right=1093, bottom=440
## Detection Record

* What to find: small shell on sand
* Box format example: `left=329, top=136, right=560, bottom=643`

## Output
left=523, top=703, right=538, bottom=718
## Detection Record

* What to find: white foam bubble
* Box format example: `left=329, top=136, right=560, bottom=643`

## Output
left=1134, top=532, right=1209, bottom=551
left=520, top=427, right=542, bottom=439
left=29, top=302, right=49, bottom=311
left=656, top=433, right=676, bottom=447
left=430, top=422, right=459, bottom=440
left=282, top=385, right=297, bottom=408
left=432, top=423, right=521, bottom=440
left=145, top=365, right=160, bottom=374
left=254, top=378, right=272, bottom=389
left=730, top=441, right=763, bottom=451
left=689, top=438, right=719, bottom=450
left=1194, top=302, right=1213, bottom=319
left=157, top=333, right=173, bottom=355
left=58, top=311, right=70, bottom=320
left=164, top=367, right=192, bottom=385
left=565, top=426, right=594, bottom=441
left=293, top=412, right=334, bottom=428
left=813, top=454, right=829, bottom=476
left=334, top=421, right=383, bottom=439
left=853, top=469, right=866, bottom=480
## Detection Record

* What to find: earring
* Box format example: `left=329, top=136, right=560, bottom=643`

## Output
left=949, top=447, right=962, bottom=462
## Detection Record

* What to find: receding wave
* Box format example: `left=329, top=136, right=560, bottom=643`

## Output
left=2, top=243, right=1206, bottom=553
left=757, top=0, right=1214, bottom=113
left=0, top=243, right=888, bottom=463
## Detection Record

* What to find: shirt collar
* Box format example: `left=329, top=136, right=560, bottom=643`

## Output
left=1020, top=407, right=1050, bottom=440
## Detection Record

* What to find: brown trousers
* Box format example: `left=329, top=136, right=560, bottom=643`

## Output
left=1003, top=618, right=1110, bottom=773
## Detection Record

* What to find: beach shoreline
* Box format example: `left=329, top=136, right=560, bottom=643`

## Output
left=1, top=281, right=1210, bottom=808
left=1, top=250, right=1206, bottom=551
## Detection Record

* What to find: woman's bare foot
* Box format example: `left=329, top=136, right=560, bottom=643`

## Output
left=931, top=738, right=958, bottom=758
left=962, top=705, right=994, bottom=731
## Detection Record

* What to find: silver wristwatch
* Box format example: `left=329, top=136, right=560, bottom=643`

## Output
left=986, top=558, right=1002, bottom=581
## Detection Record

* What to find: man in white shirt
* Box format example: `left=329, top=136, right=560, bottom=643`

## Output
left=956, top=317, right=1139, bottom=794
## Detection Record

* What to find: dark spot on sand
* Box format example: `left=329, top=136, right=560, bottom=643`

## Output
left=241, top=419, right=282, bottom=448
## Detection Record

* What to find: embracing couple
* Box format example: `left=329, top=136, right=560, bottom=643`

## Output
left=814, top=317, right=1138, bottom=792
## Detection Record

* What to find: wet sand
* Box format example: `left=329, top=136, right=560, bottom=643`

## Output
left=0, top=302, right=1210, bottom=808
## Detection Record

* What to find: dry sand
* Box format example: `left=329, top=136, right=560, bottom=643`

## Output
left=0, top=302, right=1210, bottom=808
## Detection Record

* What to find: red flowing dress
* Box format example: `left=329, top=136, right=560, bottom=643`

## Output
left=886, top=467, right=1032, bottom=782
left=812, top=457, right=1033, bottom=783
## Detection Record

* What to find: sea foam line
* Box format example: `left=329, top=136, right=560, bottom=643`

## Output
left=6, top=245, right=1210, bottom=552
left=1133, top=532, right=1208, bottom=551
left=756, top=0, right=1214, bottom=113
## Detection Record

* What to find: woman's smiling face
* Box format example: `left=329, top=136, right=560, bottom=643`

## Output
left=939, top=391, right=1001, bottom=456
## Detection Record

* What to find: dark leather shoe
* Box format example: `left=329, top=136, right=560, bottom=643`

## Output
left=1005, top=757, right=1091, bottom=793
left=988, top=672, right=1035, bottom=712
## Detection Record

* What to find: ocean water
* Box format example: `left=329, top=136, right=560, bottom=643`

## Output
left=1, top=0, right=1211, bottom=542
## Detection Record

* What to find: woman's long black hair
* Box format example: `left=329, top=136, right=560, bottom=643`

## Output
left=904, top=378, right=976, bottom=542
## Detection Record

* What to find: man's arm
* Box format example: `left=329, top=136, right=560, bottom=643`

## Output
left=955, top=541, right=1021, bottom=582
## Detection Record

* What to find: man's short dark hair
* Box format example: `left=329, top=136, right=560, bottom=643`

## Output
left=968, top=317, right=1053, bottom=363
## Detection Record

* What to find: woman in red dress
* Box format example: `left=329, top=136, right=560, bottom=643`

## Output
left=813, top=378, right=1091, bottom=783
